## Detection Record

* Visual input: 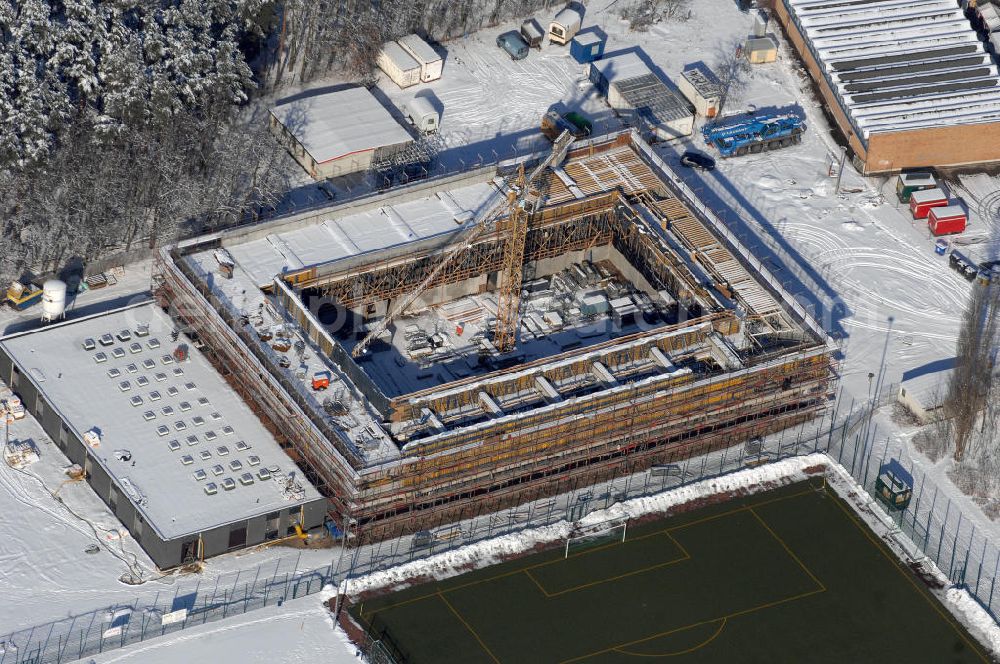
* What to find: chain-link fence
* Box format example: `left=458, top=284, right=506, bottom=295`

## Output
left=3, top=387, right=998, bottom=664
left=830, top=396, right=1000, bottom=626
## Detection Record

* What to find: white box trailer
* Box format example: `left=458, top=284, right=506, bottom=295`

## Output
left=401, top=96, right=440, bottom=133
left=549, top=3, right=584, bottom=46
left=397, top=34, right=443, bottom=83
left=377, top=41, right=422, bottom=89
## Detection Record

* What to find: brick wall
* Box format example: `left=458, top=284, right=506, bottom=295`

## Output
left=769, top=0, right=1000, bottom=175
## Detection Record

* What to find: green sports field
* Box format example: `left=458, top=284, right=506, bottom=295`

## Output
left=350, top=479, right=993, bottom=663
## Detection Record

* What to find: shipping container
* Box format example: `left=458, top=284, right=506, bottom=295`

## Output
left=570, top=32, right=604, bottom=64
left=895, top=171, right=936, bottom=203
left=549, top=2, right=584, bottom=46
left=589, top=53, right=695, bottom=140
left=397, top=34, right=443, bottom=83
left=927, top=205, right=967, bottom=236
left=909, top=187, right=948, bottom=219
left=678, top=66, right=723, bottom=118
left=376, top=41, right=422, bottom=89
left=521, top=18, right=544, bottom=49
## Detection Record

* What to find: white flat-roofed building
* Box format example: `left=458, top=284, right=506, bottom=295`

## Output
left=269, top=87, right=414, bottom=180
left=0, top=302, right=326, bottom=568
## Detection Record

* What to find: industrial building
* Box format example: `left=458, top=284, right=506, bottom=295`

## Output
left=269, top=87, right=414, bottom=180
left=0, top=302, right=326, bottom=569
left=154, top=130, right=834, bottom=544
left=589, top=53, right=695, bottom=140
left=770, top=0, right=1000, bottom=174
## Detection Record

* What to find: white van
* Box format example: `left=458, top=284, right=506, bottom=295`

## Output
left=401, top=96, right=440, bottom=133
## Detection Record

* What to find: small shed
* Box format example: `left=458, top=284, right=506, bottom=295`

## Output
left=377, top=41, right=421, bottom=89
left=521, top=18, right=544, bottom=49
left=590, top=54, right=695, bottom=140
left=745, top=36, right=777, bottom=64
left=269, top=88, right=414, bottom=180
left=909, top=187, right=948, bottom=219
left=895, top=172, right=936, bottom=203
left=678, top=66, right=723, bottom=118
left=875, top=460, right=913, bottom=511
left=397, top=34, right=443, bottom=83
left=550, top=2, right=584, bottom=46
left=928, top=205, right=967, bottom=236
left=570, top=32, right=605, bottom=64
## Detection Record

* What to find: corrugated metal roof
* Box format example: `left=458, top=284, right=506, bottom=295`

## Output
left=615, top=74, right=693, bottom=123
left=270, top=87, right=413, bottom=163
left=785, top=0, right=1000, bottom=137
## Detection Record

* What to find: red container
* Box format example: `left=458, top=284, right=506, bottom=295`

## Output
left=909, top=187, right=948, bottom=219
left=928, top=205, right=966, bottom=236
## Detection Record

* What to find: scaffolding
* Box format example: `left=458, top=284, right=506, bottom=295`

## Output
left=157, top=131, right=836, bottom=542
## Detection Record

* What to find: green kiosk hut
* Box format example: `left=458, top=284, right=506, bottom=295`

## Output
left=875, top=459, right=914, bottom=511
left=895, top=172, right=937, bottom=203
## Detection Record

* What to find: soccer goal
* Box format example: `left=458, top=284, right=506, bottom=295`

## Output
left=564, top=518, right=628, bottom=558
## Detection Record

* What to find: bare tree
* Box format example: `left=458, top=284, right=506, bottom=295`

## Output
left=946, top=279, right=1000, bottom=462
left=714, top=37, right=752, bottom=118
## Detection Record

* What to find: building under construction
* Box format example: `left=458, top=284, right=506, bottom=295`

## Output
left=155, top=130, right=834, bottom=543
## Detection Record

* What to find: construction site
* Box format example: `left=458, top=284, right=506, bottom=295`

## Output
left=154, top=130, right=835, bottom=543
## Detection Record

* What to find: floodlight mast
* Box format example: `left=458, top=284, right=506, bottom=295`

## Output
left=350, top=130, right=575, bottom=359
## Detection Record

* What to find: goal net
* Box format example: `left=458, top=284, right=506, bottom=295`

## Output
left=564, top=519, right=628, bottom=558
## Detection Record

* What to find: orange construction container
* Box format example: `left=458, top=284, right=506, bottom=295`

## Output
left=927, top=205, right=967, bottom=236
left=311, top=372, right=330, bottom=391
left=909, top=187, right=948, bottom=219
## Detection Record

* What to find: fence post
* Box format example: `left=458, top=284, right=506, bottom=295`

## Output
left=948, top=510, right=963, bottom=579
left=975, top=538, right=988, bottom=595
left=924, top=484, right=939, bottom=551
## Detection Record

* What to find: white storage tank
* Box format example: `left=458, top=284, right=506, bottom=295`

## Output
left=377, top=41, right=422, bottom=89
left=397, top=34, right=443, bottom=83
left=41, top=279, right=67, bottom=322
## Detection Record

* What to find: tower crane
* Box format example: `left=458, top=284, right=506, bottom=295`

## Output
left=350, top=130, right=575, bottom=358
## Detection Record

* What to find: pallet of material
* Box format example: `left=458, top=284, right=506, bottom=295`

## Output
left=84, top=273, right=109, bottom=290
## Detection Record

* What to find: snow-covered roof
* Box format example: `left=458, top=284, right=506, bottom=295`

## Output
left=681, top=66, right=722, bottom=100
left=911, top=187, right=947, bottom=204
left=785, top=0, right=1000, bottom=138
left=380, top=41, right=420, bottom=73
left=590, top=52, right=652, bottom=83
left=898, top=172, right=935, bottom=187
left=397, top=34, right=442, bottom=65
left=224, top=180, right=500, bottom=287
left=270, top=87, right=413, bottom=163
left=0, top=303, right=323, bottom=541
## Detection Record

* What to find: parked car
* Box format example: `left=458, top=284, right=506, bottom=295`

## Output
left=680, top=151, right=716, bottom=171
left=497, top=31, right=529, bottom=60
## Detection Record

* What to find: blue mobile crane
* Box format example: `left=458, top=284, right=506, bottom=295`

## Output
left=702, top=114, right=806, bottom=157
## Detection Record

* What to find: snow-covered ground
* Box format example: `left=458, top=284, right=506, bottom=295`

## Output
left=90, top=589, right=358, bottom=664
left=3, top=0, right=1000, bottom=658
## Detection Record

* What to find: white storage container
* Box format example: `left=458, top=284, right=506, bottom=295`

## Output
left=397, top=34, right=443, bottom=83
left=377, top=41, right=422, bottom=89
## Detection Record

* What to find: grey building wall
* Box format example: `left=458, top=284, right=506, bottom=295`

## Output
left=0, top=344, right=329, bottom=570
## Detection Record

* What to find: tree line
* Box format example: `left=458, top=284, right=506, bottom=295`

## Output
left=0, top=0, right=692, bottom=283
